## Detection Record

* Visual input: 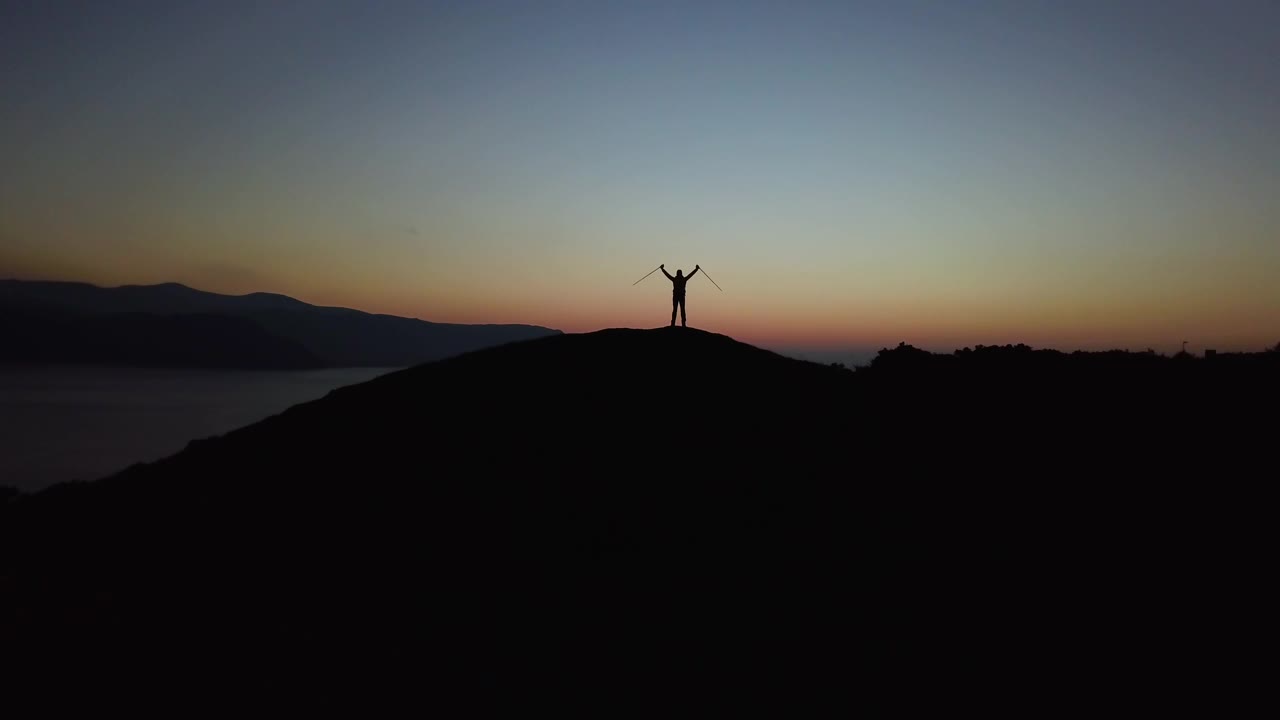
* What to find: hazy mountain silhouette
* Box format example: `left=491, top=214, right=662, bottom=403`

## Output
left=1, top=328, right=1274, bottom=707
left=0, top=304, right=323, bottom=369
left=0, top=279, right=560, bottom=368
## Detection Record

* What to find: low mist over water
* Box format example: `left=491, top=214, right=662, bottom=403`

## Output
left=0, top=366, right=396, bottom=491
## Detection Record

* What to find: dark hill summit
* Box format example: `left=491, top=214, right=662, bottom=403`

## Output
left=2, top=328, right=1274, bottom=707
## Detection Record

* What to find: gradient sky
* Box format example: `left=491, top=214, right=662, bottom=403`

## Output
left=3, top=0, right=1277, bottom=359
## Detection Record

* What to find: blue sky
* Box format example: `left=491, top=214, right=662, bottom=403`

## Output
left=3, top=1, right=1277, bottom=356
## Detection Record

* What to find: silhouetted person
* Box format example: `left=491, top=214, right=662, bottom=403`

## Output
left=661, top=264, right=699, bottom=327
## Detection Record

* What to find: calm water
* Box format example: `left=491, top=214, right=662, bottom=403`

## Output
left=0, top=366, right=398, bottom=491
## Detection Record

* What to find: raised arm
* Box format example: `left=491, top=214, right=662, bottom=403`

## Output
left=687, top=265, right=700, bottom=279
left=660, top=265, right=674, bottom=281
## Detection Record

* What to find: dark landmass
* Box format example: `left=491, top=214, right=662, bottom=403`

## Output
left=0, top=304, right=322, bottom=369
left=0, top=279, right=561, bottom=368
left=1, top=328, right=1275, bottom=707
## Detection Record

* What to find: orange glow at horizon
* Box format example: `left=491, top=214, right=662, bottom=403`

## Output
left=4, top=243, right=1274, bottom=358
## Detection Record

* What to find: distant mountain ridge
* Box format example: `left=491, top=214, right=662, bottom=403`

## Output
left=0, top=279, right=561, bottom=368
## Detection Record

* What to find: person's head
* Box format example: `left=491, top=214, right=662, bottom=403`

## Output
left=676, top=269, right=683, bottom=277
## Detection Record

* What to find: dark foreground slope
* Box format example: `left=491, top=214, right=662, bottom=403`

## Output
left=0, top=279, right=560, bottom=368
left=2, top=329, right=1275, bottom=707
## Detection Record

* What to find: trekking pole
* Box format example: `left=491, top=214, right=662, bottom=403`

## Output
left=632, top=265, right=661, bottom=286
left=700, top=267, right=723, bottom=291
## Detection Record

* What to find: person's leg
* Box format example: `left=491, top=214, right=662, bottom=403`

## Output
left=680, top=296, right=687, bottom=327
left=671, top=297, right=677, bottom=326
